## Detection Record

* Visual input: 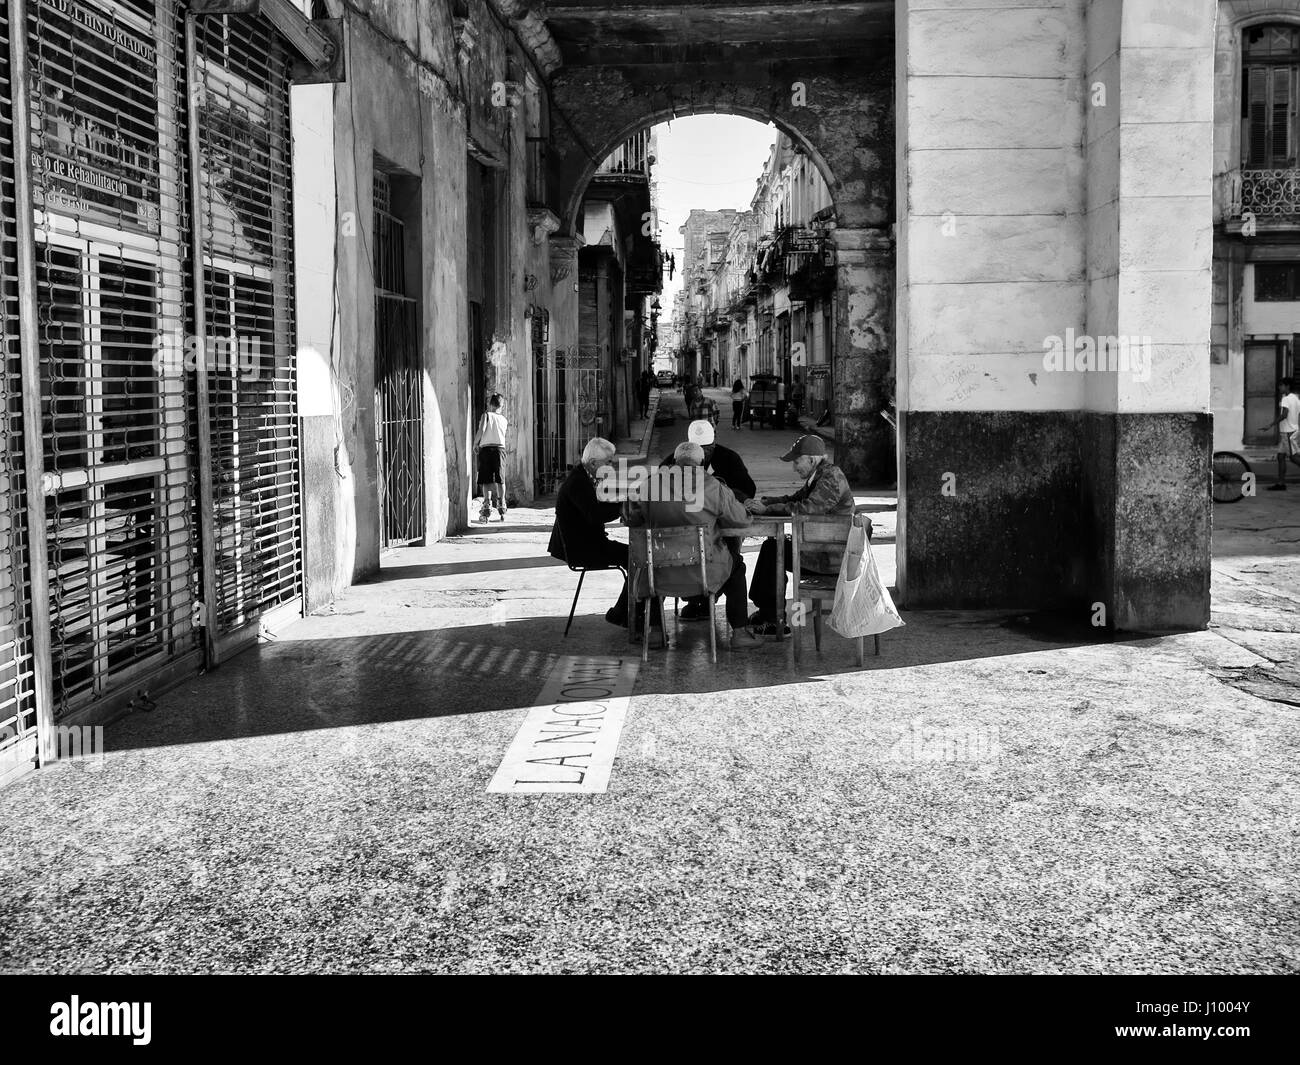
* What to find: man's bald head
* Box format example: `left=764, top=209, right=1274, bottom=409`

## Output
left=673, top=442, right=705, bottom=466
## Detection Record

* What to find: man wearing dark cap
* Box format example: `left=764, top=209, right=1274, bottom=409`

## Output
left=744, top=434, right=855, bottom=636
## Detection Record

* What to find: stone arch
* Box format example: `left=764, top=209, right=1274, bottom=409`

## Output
left=546, top=61, right=892, bottom=238
left=543, top=58, right=897, bottom=483
left=559, top=105, right=843, bottom=240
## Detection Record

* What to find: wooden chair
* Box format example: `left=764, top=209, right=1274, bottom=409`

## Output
left=791, top=510, right=879, bottom=666
left=559, top=526, right=630, bottom=642
left=629, top=525, right=717, bottom=664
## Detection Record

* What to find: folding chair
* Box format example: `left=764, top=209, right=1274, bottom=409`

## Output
left=629, top=525, right=718, bottom=664
left=558, top=526, right=629, bottom=640
left=791, top=510, right=880, bottom=666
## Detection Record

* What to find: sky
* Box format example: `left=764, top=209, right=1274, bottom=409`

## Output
left=648, top=115, right=778, bottom=324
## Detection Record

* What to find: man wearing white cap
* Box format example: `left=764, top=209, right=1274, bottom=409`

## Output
left=662, top=419, right=756, bottom=620
left=744, top=434, right=855, bottom=636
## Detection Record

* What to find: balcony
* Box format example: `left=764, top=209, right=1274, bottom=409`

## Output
left=1222, top=167, right=1300, bottom=230
left=594, top=129, right=652, bottom=181
left=626, top=241, right=664, bottom=295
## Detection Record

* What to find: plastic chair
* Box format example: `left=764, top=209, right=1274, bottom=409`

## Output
left=791, top=510, right=879, bottom=666
left=558, top=526, right=629, bottom=641
left=629, top=525, right=718, bottom=664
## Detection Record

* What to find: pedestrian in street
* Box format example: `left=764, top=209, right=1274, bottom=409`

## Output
left=623, top=441, right=756, bottom=645
left=745, top=434, right=855, bottom=636
left=789, top=372, right=805, bottom=424
left=696, top=372, right=705, bottom=391
left=636, top=370, right=652, bottom=420
left=473, top=393, right=509, bottom=522
left=731, top=378, right=748, bottom=429
left=1261, top=377, right=1300, bottom=490
left=712, top=369, right=720, bottom=388
left=688, top=386, right=720, bottom=427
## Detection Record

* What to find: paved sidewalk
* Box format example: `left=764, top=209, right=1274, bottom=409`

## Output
left=0, top=437, right=1295, bottom=974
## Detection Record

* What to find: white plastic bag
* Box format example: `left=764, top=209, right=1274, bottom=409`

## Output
left=828, top=521, right=904, bottom=638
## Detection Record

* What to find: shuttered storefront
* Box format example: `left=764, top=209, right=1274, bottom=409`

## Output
left=0, top=0, right=303, bottom=774
left=0, top=1, right=40, bottom=784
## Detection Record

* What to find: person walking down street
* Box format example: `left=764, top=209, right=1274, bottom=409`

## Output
left=745, top=435, right=855, bottom=636
left=696, top=372, right=705, bottom=391
left=789, top=372, right=805, bottom=424
left=623, top=441, right=758, bottom=645
left=1262, top=377, right=1300, bottom=490
left=731, top=378, right=748, bottom=429
left=712, top=369, right=720, bottom=388
left=688, top=386, right=720, bottom=427
left=636, top=370, right=653, bottom=421
left=473, top=393, right=509, bottom=522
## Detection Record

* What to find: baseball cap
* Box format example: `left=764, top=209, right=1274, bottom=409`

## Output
left=687, top=420, right=715, bottom=446
left=780, top=435, right=826, bottom=461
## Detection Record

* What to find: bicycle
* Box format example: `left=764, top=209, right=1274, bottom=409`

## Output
left=1212, top=451, right=1253, bottom=504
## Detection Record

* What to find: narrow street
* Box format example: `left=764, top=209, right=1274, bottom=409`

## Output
left=0, top=388, right=1294, bottom=975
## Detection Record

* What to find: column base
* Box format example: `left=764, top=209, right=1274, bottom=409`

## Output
left=898, top=410, right=1210, bottom=631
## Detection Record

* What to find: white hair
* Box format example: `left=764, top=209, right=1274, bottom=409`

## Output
left=582, top=437, right=617, bottom=465
left=673, top=442, right=704, bottom=466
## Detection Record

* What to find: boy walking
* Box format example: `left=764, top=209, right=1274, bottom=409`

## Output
left=474, top=393, right=509, bottom=520
left=1262, top=377, right=1300, bottom=491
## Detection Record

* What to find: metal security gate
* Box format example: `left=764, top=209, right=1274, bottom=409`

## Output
left=532, top=309, right=567, bottom=496
left=0, top=1, right=40, bottom=784
left=27, top=0, right=199, bottom=717
left=191, top=9, right=301, bottom=652
left=0, top=0, right=310, bottom=756
left=373, top=169, right=423, bottom=548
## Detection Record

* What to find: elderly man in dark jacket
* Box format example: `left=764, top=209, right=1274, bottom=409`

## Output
left=745, top=434, right=856, bottom=636
left=548, top=437, right=633, bottom=626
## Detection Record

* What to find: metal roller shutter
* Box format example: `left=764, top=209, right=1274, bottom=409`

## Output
left=191, top=10, right=301, bottom=651
left=0, top=2, right=40, bottom=783
left=26, top=0, right=199, bottom=718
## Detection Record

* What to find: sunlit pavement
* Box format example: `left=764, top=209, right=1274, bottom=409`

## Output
left=0, top=408, right=1296, bottom=974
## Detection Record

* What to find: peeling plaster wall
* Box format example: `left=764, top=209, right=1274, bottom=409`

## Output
left=295, top=0, right=551, bottom=608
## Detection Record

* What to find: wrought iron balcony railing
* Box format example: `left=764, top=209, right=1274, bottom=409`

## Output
left=1233, top=167, right=1300, bottom=219
left=594, top=129, right=652, bottom=179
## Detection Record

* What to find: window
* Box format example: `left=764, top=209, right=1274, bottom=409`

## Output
left=1254, top=262, right=1300, bottom=300
left=1243, top=24, right=1300, bottom=169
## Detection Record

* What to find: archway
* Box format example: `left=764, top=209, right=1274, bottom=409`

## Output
left=542, top=58, right=896, bottom=484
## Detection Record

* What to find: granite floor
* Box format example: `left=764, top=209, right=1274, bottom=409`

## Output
left=0, top=400, right=1296, bottom=974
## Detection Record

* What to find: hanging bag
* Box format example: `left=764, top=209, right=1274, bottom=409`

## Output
left=828, top=520, right=904, bottom=638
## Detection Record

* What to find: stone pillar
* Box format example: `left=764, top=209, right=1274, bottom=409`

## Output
left=1081, top=0, right=1214, bottom=631
left=832, top=226, right=895, bottom=485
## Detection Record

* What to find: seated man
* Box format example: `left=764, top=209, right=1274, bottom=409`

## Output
left=547, top=437, right=633, bottom=627
left=661, top=420, right=757, bottom=620
left=622, top=442, right=757, bottom=644
left=745, top=434, right=855, bottom=636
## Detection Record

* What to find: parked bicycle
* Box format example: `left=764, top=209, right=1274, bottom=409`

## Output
left=1212, top=451, right=1253, bottom=504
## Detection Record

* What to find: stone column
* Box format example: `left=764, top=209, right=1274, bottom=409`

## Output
left=1081, top=0, right=1214, bottom=631
left=831, top=226, right=895, bottom=485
